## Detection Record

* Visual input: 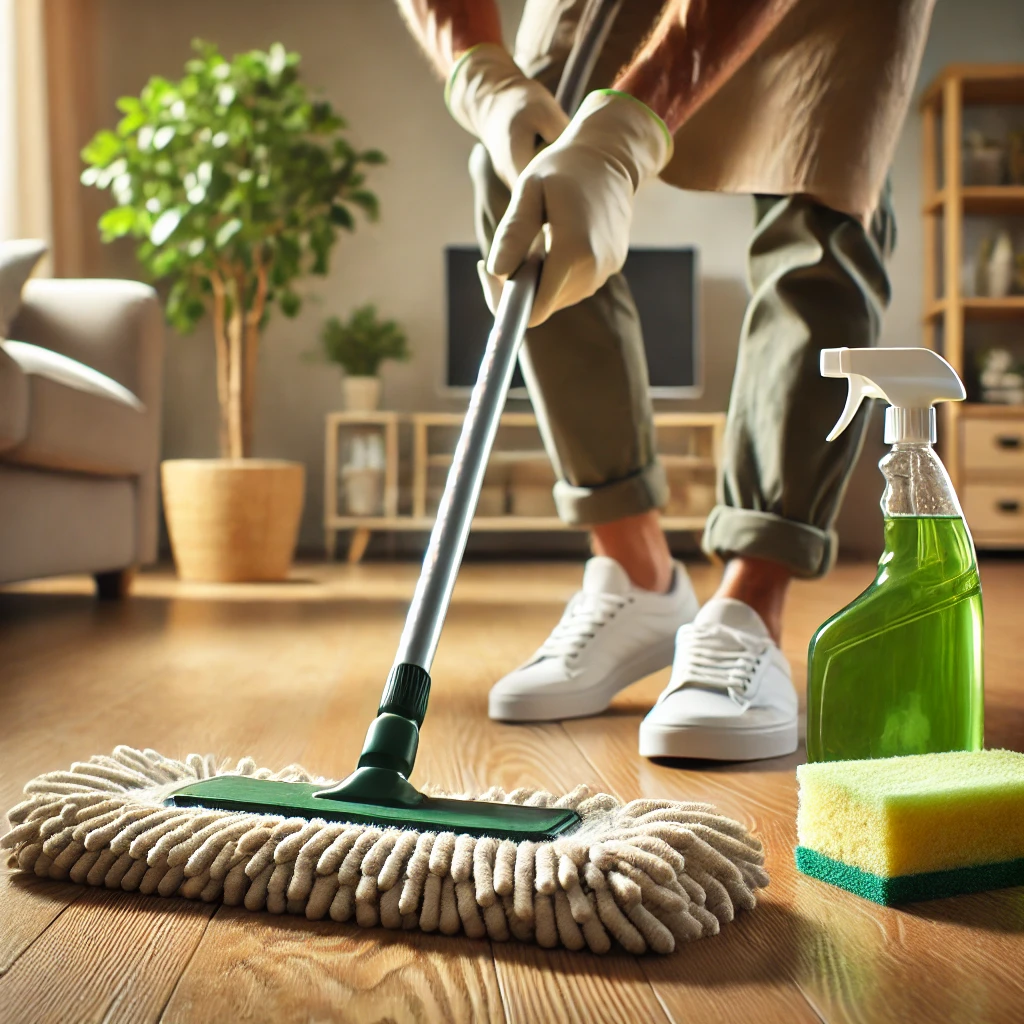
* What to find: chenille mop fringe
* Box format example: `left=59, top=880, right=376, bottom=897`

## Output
left=3, top=747, right=768, bottom=954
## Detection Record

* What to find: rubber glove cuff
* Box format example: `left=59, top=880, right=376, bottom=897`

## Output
left=480, top=90, right=673, bottom=323
left=583, top=89, right=674, bottom=188
left=445, top=43, right=569, bottom=189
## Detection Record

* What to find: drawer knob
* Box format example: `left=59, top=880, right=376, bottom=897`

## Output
left=996, top=435, right=1022, bottom=450
left=996, top=499, right=1021, bottom=514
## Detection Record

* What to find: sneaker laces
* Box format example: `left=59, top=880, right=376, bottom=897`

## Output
left=536, top=590, right=631, bottom=662
left=660, top=622, right=770, bottom=710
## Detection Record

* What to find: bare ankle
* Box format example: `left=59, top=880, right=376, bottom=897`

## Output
left=591, top=511, right=674, bottom=593
left=713, top=557, right=792, bottom=643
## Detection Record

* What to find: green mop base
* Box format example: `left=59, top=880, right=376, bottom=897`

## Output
left=795, top=846, right=1024, bottom=905
left=169, top=775, right=581, bottom=841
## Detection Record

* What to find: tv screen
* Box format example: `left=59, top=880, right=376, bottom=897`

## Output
left=444, top=246, right=698, bottom=395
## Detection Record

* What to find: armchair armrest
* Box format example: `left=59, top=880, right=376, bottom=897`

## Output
left=9, top=278, right=163, bottom=412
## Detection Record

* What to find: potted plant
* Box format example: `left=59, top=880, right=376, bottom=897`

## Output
left=315, top=304, right=409, bottom=411
left=81, top=40, right=384, bottom=581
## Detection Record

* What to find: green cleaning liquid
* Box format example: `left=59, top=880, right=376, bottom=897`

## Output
left=807, top=515, right=984, bottom=762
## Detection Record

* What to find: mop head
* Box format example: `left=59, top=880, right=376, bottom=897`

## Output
left=796, top=749, right=1024, bottom=905
left=3, top=746, right=768, bottom=955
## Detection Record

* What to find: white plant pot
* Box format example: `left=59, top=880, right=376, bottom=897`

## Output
left=343, top=466, right=383, bottom=516
left=343, top=375, right=381, bottom=412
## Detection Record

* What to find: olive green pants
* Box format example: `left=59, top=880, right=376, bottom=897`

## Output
left=470, top=148, right=895, bottom=579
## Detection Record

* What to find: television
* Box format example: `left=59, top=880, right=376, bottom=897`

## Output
left=444, top=246, right=699, bottom=398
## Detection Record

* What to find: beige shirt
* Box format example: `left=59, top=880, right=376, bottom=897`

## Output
left=513, top=0, right=935, bottom=222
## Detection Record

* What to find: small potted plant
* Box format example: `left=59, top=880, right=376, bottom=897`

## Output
left=80, top=40, right=384, bottom=581
left=316, top=304, right=409, bottom=411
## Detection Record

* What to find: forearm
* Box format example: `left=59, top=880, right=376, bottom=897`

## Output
left=614, top=0, right=799, bottom=133
left=395, top=0, right=503, bottom=77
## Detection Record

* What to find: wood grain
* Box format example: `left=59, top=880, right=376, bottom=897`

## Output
left=162, top=912, right=504, bottom=1024
left=493, top=944, right=671, bottom=1024
left=0, top=889, right=215, bottom=1024
left=2, top=561, right=1024, bottom=1023
left=0, top=872, right=83, bottom=976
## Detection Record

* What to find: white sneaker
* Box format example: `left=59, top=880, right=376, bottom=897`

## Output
left=488, top=557, right=699, bottom=722
left=638, top=598, right=798, bottom=761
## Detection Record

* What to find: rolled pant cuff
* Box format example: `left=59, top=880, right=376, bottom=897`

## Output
left=553, top=461, right=669, bottom=527
left=702, top=505, right=837, bottom=579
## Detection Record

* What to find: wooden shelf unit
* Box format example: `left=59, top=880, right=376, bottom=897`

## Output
left=921, top=64, right=1024, bottom=547
left=323, top=411, right=401, bottom=564
left=325, top=410, right=725, bottom=562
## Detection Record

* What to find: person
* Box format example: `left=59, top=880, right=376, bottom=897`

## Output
left=395, top=0, right=933, bottom=761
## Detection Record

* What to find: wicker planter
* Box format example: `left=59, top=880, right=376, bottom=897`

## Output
left=162, top=459, right=305, bottom=582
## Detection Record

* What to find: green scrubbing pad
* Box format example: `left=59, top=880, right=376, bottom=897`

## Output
left=796, top=749, right=1024, bottom=905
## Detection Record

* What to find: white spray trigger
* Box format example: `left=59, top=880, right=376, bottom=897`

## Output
left=821, top=347, right=965, bottom=443
left=825, top=373, right=886, bottom=442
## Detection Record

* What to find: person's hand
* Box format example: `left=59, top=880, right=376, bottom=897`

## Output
left=480, top=91, right=673, bottom=327
left=446, top=43, right=569, bottom=190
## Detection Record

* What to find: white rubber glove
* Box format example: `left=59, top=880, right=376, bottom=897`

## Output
left=446, top=43, right=570, bottom=190
left=481, top=90, right=673, bottom=327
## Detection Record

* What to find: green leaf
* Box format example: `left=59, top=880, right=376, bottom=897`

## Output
left=166, top=277, right=207, bottom=334
left=151, top=246, right=183, bottom=276
left=153, top=125, right=176, bottom=150
left=215, top=217, right=243, bottom=248
left=150, top=208, right=182, bottom=245
left=267, top=42, right=287, bottom=79
left=346, top=189, right=379, bottom=221
left=316, top=304, right=409, bottom=375
left=98, top=206, right=137, bottom=240
left=329, top=203, right=354, bottom=229
left=81, top=129, right=122, bottom=167
left=117, top=110, right=147, bottom=136
left=360, top=149, right=387, bottom=166
left=280, top=289, right=301, bottom=317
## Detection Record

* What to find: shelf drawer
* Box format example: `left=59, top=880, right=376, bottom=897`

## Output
left=963, top=418, right=1024, bottom=473
left=963, top=483, right=1024, bottom=538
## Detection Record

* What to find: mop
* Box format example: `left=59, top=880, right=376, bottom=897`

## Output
left=2, top=0, right=769, bottom=954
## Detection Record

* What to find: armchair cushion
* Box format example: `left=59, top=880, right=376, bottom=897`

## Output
left=1, top=340, right=150, bottom=476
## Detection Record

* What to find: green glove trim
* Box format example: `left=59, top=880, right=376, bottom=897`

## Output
left=444, top=43, right=498, bottom=110
left=593, top=89, right=674, bottom=152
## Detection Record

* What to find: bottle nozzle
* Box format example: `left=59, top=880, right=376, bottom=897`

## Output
left=821, top=347, right=965, bottom=444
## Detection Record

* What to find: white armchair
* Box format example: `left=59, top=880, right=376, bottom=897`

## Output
left=0, top=277, right=164, bottom=596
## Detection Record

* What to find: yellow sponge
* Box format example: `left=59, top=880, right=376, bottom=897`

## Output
left=796, top=749, right=1024, bottom=904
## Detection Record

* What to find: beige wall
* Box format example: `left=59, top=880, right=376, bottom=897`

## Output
left=84, top=0, right=1024, bottom=555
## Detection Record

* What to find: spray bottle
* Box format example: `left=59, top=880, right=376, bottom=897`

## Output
left=806, top=347, right=984, bottom=762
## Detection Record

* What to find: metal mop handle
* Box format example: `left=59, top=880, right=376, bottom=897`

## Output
left=382, top=0, right=623, bottom=715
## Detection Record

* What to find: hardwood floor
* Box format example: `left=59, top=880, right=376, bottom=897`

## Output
left=1, top=559, right=1023, bottom=1023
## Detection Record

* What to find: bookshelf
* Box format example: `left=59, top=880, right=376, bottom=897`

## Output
left=921, top=64, right=1024, bottom=547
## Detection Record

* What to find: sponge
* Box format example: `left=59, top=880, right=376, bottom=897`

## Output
left=796, top=749, right=1024, bottom=905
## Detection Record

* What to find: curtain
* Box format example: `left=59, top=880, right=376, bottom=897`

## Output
left=44, top=0, right=101, bottom=277
left=0, top=0, right=20, bottom=242
left=0, top=0, right=52, bottom=270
